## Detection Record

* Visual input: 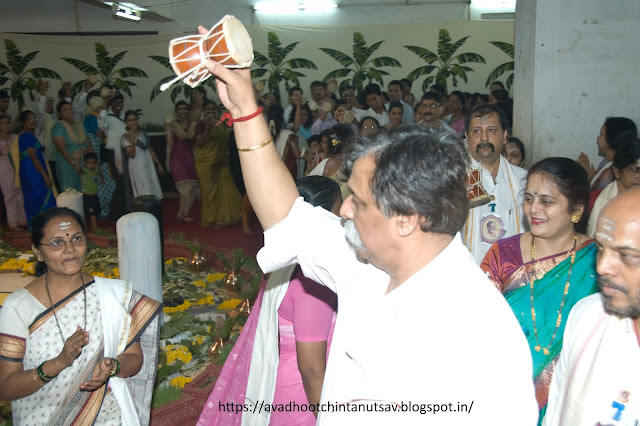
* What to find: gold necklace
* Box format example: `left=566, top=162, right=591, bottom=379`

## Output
left=529, top=233, right=577, bottom=356
left=45, top=273, right=87, bottom=346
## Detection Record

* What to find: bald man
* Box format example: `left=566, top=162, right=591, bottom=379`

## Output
left=543, top=187, right=640, bottom=425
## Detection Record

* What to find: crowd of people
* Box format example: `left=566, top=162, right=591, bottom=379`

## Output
left=1, top=52, right=640, bottom=425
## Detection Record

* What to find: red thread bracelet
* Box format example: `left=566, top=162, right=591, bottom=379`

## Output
left=216, top=107, right=263, bottom=127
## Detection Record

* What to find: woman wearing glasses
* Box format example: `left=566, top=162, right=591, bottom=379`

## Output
left=16, top=110, right=57, bottom=225
left=0, top=207, right=161, bottom=425
left=587, top=135, right=640, bottom=236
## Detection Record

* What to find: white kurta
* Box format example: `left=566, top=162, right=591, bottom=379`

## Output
left=258, top=198, right=538, bottom=425
left=121, top=134, right=163, bottom=199
left=98, top=109, right=126, bottom=173
left=543, top=294, right=640, bottom=425
left=463, top=155, right=527, bottom=264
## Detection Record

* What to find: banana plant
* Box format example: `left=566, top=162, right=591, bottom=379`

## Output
left=320, top=32, right=401, bottom=95
left=405, top=29, right=485, bottom=94
left=485, top=41, right=514, bottom=91
left=61, top=43, right=147, bottom=97
left=148, top=55, right=217, bottom=103
left=0, top=39, right=61, bottom=108
left=251, top=32, right=317, bottom=102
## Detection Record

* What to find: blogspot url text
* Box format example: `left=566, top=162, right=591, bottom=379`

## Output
left=219, top=400, right=474, bottom=415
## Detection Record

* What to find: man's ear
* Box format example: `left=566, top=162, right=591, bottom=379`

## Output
left=396, top=214, right=421, bottom=237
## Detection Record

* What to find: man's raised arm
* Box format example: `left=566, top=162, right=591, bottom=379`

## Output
left=202, top=31, right=299, bottom=230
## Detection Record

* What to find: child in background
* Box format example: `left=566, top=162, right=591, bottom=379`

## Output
left=81, top=151, right=105, bottom=231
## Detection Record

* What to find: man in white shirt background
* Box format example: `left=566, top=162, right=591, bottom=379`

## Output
left=362, top=83, right=389, bottom=126
left=544, top=188, right=640, bottom=426
left=464, top=103, right=527, bottom=263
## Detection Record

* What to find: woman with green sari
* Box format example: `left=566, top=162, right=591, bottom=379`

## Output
left=481, top=157, right=598, bottom=423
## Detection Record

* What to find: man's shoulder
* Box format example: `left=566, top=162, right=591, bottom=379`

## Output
left=439, top=120, right=457, bottom=134
left=565, top=293, right=606, bottom=341
left=502, top=160, right=527, bottom=179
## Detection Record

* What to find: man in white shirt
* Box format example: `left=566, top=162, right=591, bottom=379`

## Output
left=362, top=83, right=389, bottom=126
left=98, top=92, right=129, bottom=217
left=386, top=80, right=414, bottom=125
left=308, top=80, right=328, bottom=118
left=202, top=58, right=538, bottom=425
left=463, top=103, right=527, bottom=263
left=543, top=188, right=640, bottom=426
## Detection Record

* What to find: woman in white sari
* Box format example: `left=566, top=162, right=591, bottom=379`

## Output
left=121, top=110, right=164, bottom=199
left=0, top=207, right=161, bottom=425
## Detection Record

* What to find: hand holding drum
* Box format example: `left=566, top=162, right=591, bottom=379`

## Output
left=161, top=15, right=254, bottom=92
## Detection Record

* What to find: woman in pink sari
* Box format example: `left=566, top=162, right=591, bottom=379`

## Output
left=0, top=114, right=27, bottom=230
left=198, top=176, right=341, bottom=425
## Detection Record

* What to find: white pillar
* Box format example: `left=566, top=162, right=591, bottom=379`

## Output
left=117, top=212, right=163, bottom=303
left=514, top=0, right=640, bottom=165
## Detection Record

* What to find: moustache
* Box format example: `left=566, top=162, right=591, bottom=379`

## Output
left=342, top=218, right=365, bottom=252
left=598, top=276, right=628, bottom=294
left=476, top=142, right=495, bottom=152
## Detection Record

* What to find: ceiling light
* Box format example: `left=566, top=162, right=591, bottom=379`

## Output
left=253, top=1, right=337, bottom=13
left=112, top=4, right=142, bottom=21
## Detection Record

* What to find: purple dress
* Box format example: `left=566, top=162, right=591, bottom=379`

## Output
left=169, top=123, right=197, bottom=183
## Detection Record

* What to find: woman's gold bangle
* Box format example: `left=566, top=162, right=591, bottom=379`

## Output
left=33, top=368, right=43, bottom=385
left=237, top=138, right=273, bottom=152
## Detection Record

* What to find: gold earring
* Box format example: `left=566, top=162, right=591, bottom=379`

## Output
left=571, top=212, right=582, bottom=223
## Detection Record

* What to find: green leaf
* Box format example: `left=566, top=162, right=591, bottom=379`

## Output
left=364, top=41, right=384, bottom=62
left=489, top=41, right=515, bottom=58
left=150, top=75, right=174, bottom=102
left=371, top=57, right=401, bottom=68
left=111, top=51, right=127, bottom=65
left=95, top=43, right=110, bottom=70
left=421, top=75, right=436, bottom=93
left=318, top=48, right=354, bottom=67
left=28, top=68, right=61, bottom=79
left=485, top=62, right=514, bottom=87
left=404, top=46, right=439, bottom=64
left=156, top=361, right=184, bottom=383
left=506, top=73, right=514, bottom=91
left=437, top=29, right=453, bottom=60
left=406, top=65, right=436, bottom=82
left=72, top=80, right=85, bottom=95
left=21, top=51, right=38, bottom=66
left=280, top=42, right=300, bottom=61
left=116, top=67, right=148, bottom=78
left=366, top=68, right=385, bottom=86
left=149, top=55, right=173, bottom=70
left=251, top=68, right=269, bottom=79
left=61, top=58, right=99, bottom=74
left=450, top=64, right=468, bottom=83
left=324, top=68, right=352, bottom=80
left=454, top=52, right=485, bottom=64
left=0, top=76, right=8, bottom=85
left=252, top=51, right=270, bottom=67
left=353, top=32, right=366, bottom=57
left=282, top=68, right=300, bottom=85
left=4, top=39, right=21, bottom=72
left=0, top=62, right=9, bottom=75
left=285, top=58, right=317, bottom=70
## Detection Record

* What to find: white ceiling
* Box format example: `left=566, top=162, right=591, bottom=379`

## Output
left=0, top=0, right=514, bottom=35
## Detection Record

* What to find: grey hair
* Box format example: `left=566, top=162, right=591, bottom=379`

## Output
left=342, top=125, right=469, bottom=235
